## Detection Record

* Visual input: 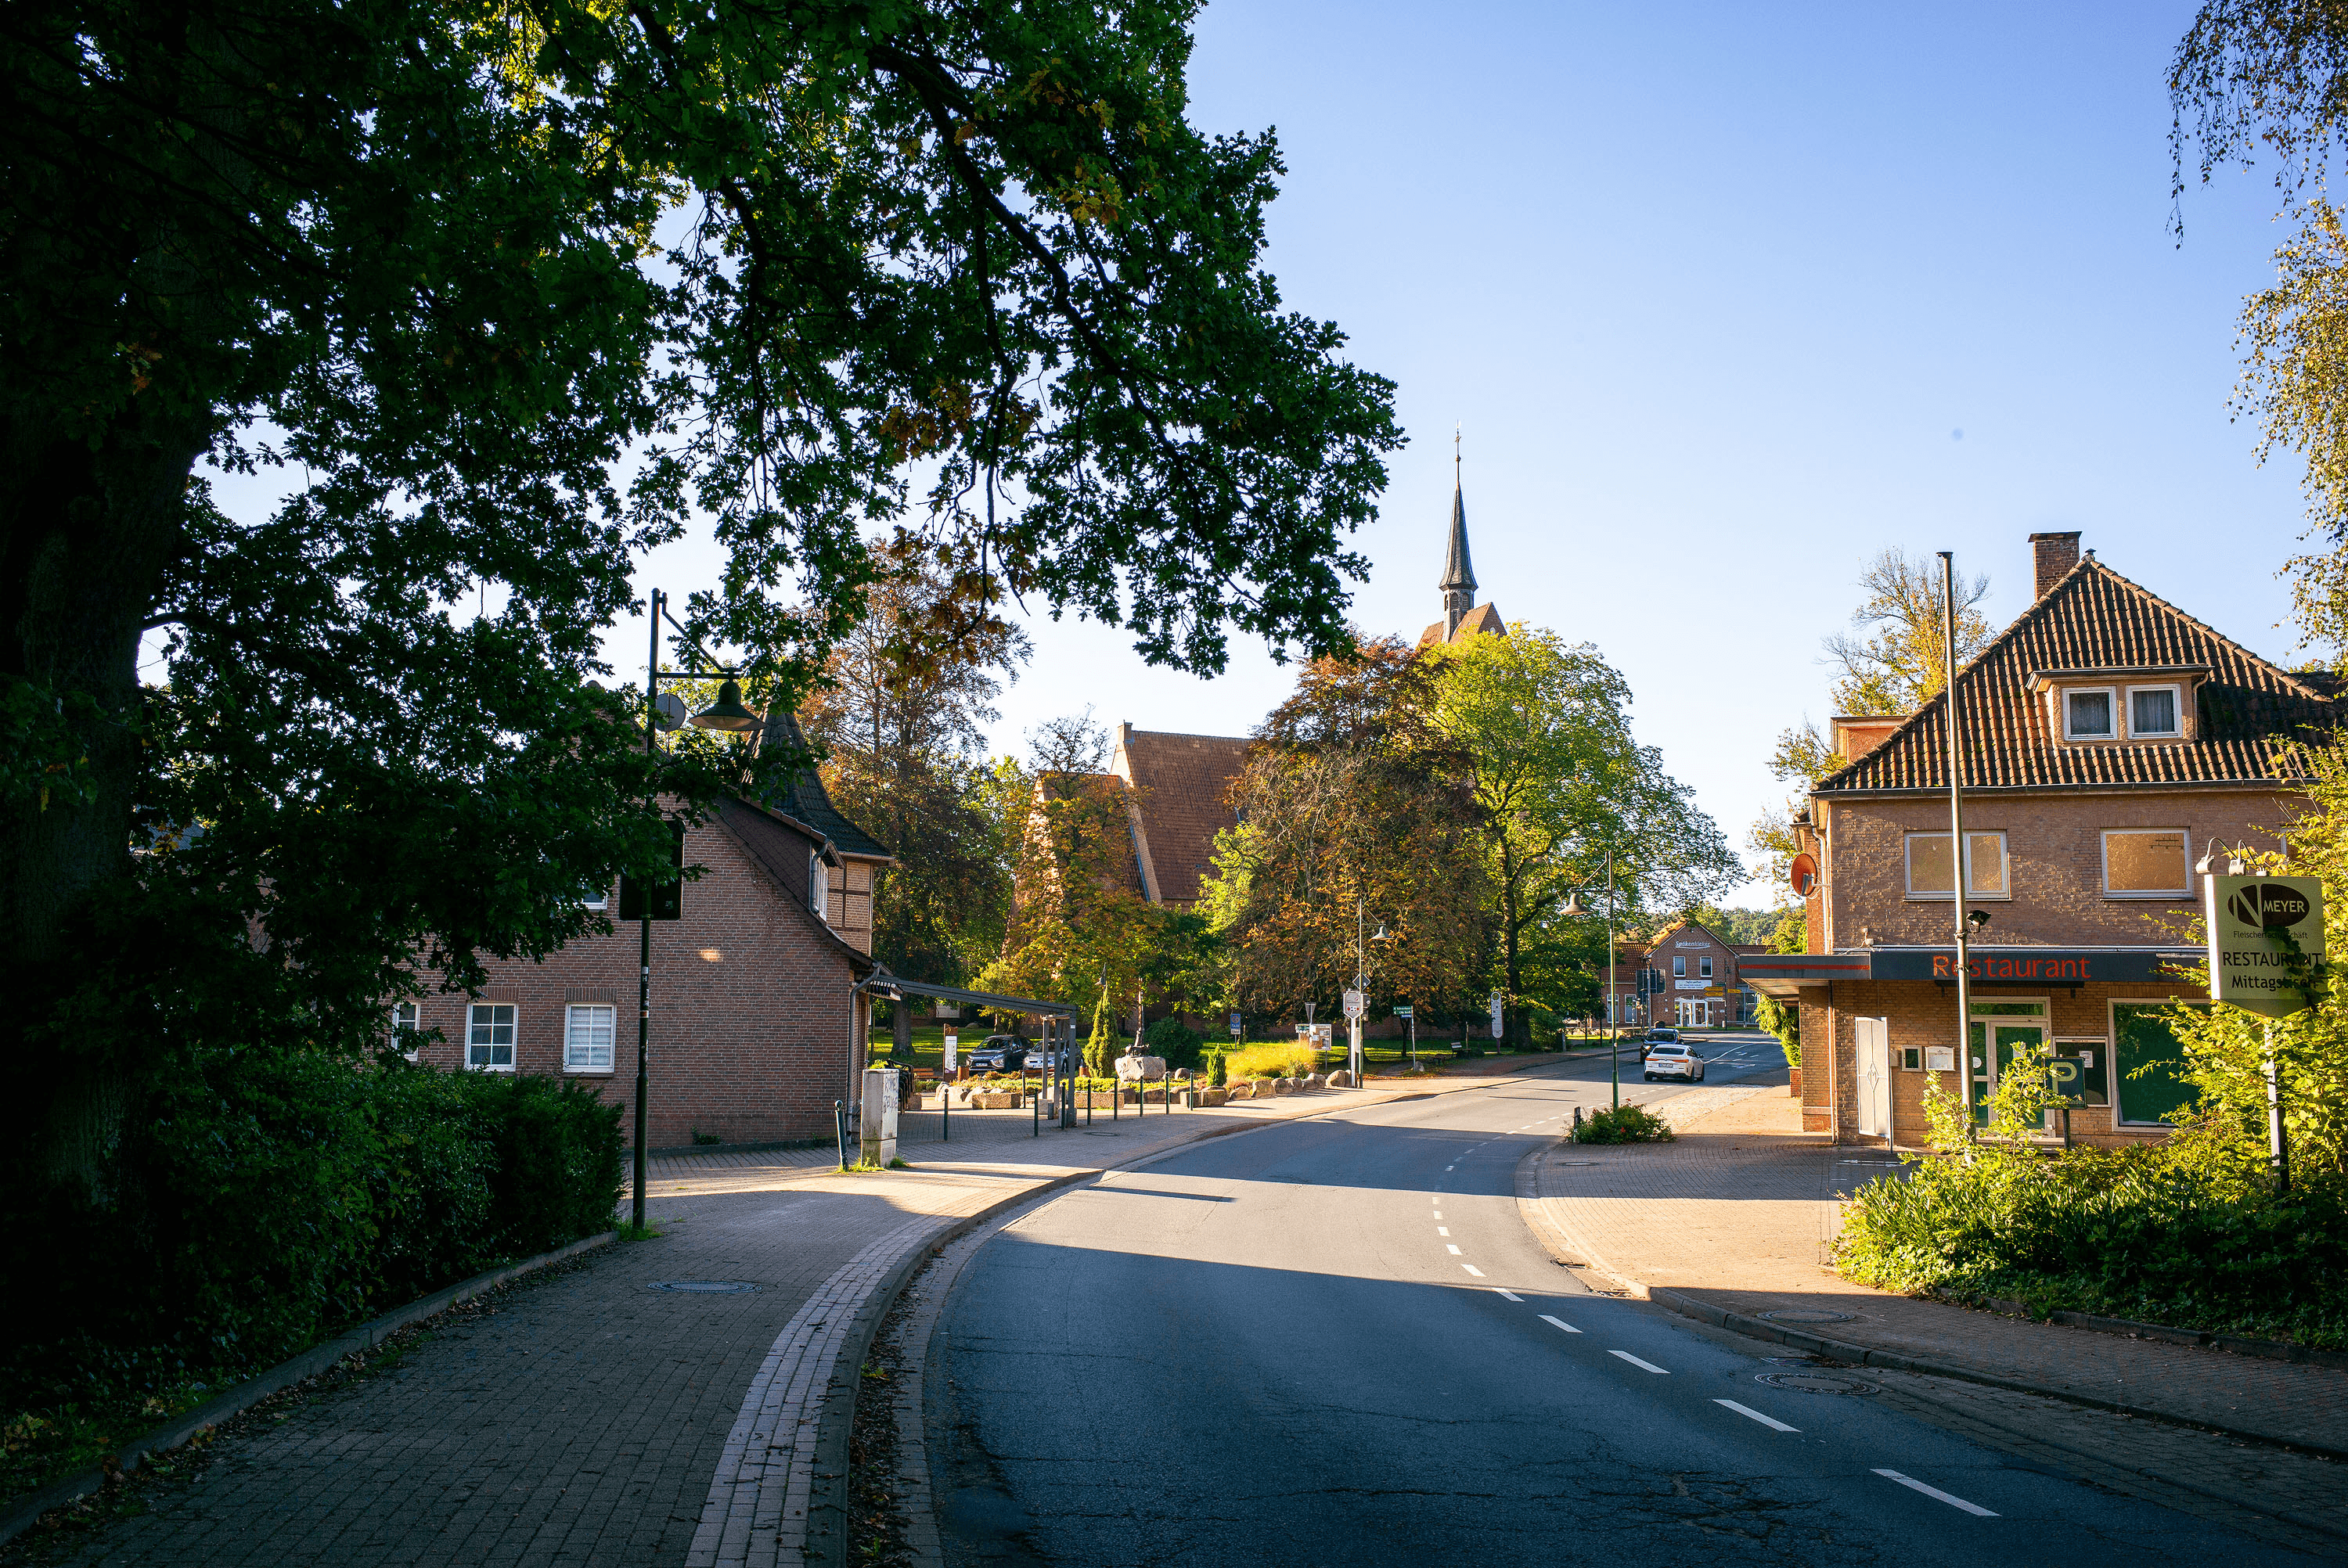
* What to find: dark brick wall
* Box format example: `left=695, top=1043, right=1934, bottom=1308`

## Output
left=409, top=812, right=862, bottom=1146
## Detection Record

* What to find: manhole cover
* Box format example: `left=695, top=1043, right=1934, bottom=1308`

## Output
left=1756, top=1308, right=1855, bottom=1324
left=646, top=1280, right=760, bottom=1294
left=1756, top=1371, right=1880, bottom=1396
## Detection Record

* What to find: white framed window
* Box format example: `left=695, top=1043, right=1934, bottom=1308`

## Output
left=1699, top=955, right=1714, bottom=980
left=1905, top=832, right=2010, bottom=899
left=2102, top=829, right=2191, bottom=898
left=579, top=880, right=610, bottom=912
left=808, top=851, right=829, bottom=920
left=2127, top=685, right=2181, bottom=739
left=1672, top=955, right=1687, bottom=978
left=391, top=1001, right=420, bottom=1059
left=564, top=1004, right=616, bottom=1072
left=466, top=1003, right=516, bottom=1071
left=2063, top=688, right=2116, bottom=740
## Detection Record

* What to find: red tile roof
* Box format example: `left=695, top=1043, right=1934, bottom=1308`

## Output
left=1815, top=554, right=2335, bottom=795
left=1115, top=730, right=1250, bottom=904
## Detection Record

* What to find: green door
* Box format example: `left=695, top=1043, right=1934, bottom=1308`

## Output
left=1969, top=1021, right=2047, bottom=1128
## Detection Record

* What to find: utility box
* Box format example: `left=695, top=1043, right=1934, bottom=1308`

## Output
left=859, top=1066, right=899, bottom=1167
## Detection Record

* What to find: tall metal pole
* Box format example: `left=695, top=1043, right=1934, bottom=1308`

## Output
left=633, top=588, right=660, bottom=1232
left=1608, top=847, right=1620, bottom=1111
left=1939, top=552, right=1975, bottom=1134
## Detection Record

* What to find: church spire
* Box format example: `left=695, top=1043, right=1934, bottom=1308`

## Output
left=1439, top=425, right=1476, bottom=634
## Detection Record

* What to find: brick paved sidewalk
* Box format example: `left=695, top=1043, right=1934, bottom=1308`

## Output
left=1526, top=1084, right=2348, bottom=1458
left=30, top=1075, right=1509, bottom=1566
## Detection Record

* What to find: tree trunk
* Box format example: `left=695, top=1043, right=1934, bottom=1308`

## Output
left=2, top=401, right=206, bottom=1183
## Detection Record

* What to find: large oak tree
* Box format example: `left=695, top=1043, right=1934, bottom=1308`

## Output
left=2, top=0, right=1400, bottom=1174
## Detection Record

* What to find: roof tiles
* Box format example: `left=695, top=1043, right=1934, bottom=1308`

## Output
left=1816, top=555, right=2335, bottom=795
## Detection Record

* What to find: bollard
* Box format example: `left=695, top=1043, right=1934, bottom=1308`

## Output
left=835, top=1099, right=852, bottom=1168
left=1572, top=1105, right=1583, bottom=1136
left=1032, top=1083, right=1039, bottom=1138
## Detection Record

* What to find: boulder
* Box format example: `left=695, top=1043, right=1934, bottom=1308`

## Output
left=1272, top=1078, right=1295, bottom=1096
left=1196, top=1088, right=1227, bottom=1107
left=1303, top=1073, right=1325, bottom=1091
left=969, top=1091, right=1022, bottom=1110
left=1326, top=1070, right=1352, bottom=1089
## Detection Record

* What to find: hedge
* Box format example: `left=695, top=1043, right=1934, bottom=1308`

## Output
left=2, top=1051, right=621, bottom=1506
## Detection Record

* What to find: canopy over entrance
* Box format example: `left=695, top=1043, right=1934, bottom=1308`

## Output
left=860, top=973, right=1078, bottom=1019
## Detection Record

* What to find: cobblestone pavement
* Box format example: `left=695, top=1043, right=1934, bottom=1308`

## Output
left=27, top=1073, right=1532, bottom=1567
left=1528, top=1086, right=2348, bottom=1547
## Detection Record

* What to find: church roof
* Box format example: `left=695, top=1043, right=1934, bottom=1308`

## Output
left=754, top=709, right=894, bottom=860
left=1813, top=552, right=2336, bottom=796
left=1439, top=483, right=1476, bottom=593
left=1111, top=728, right=1249, bottom=905
left=1417, top=602, right=1506, bottom=648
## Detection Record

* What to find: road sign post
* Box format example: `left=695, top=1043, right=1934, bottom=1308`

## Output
left=1344, top=988, right=1365, bottom=1084
left=2205, top=873, right=2325, bottom=1192
left=1396, top=1005, right=1414, bottom=1072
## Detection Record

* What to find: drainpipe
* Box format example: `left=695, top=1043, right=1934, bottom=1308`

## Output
left=1939, top=551, right=1975, bottom=1141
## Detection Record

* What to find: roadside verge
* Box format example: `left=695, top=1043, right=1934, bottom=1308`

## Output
left=1514, top=1090, right=2348, bottom=1462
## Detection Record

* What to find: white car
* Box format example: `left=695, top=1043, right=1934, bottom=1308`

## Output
left=1640, top=1030, right=1705, bottom=1082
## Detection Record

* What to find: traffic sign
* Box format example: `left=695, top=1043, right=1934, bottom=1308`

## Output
left=1343, top=989, right=1365, bottom=1020
left=2205, top=874, right=2325, bottom=1017
left=1394, top=1005, right=1413, bottom=1020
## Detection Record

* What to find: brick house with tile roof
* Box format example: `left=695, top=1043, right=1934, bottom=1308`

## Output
left=403, top=709, right=893, bottom=1148
left=1745, top=531, right=2338, bottom=1147
left=1110, top=724, right=1250, bottom=908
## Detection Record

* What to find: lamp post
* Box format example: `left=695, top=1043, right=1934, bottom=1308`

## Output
left=1564, top=847, right=1621, bottom=1110
left=1937, top=552, right=1976, bottom=1139
left=1347, top=900, right=1388, bottom=1085
left=628, top=588, right=759, bottom=1232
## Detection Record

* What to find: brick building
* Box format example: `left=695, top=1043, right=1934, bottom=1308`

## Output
left=1745, top=531, right=2338, bottom=1146
left=402, top=708, right=893, bottom=1148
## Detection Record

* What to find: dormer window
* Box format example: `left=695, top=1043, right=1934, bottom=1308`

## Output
left=808, top=850, right=829, bottom=921
left=2064, top=689, right=2115, bottom=740
left=2029, top=666, right=2206, bottom=746
left=2129, top=685, right=2180, bottom=738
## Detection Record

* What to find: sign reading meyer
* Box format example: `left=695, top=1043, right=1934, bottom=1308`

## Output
left=2204, top=874, right=2325, bottom=1017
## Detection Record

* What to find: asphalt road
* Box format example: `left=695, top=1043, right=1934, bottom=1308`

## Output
left=921, top=1035, right=2325, bottom=1567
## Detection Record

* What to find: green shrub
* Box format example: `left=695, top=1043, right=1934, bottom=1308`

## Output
left=1143, top=1016, right=1205, bottom=1073
left=1572, top=1104, right=1675, bottom=1144
left=1835, top=1063, right=2348, bottom=1347
left=0, top=1051, right=621, bottom=1508
left=1227, top=1042, right=1316, bottom=1079
left=1208, top=1050, right=1227, bottom=1088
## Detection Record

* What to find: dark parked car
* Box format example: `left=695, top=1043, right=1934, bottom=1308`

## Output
left=966, top=1034, right=1032, bottom=1072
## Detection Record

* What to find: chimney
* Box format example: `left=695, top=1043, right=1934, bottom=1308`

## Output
left=2029, top=532, right=2081, bottom=598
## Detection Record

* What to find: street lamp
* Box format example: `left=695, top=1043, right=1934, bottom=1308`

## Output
left=1563, top=846, right=1622, bottom=1110
left=628, top=588, right=759, bottom=1231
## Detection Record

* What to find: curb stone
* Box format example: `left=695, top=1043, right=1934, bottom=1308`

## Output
left=0, top=1229, right=618, bottom=1548
left=1514, top=1142, right=2348, bottom=1469
left=1940, top=1291, right=2348, bottom=1372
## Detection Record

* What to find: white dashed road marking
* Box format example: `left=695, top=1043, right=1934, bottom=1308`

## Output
left=1494, top=1289, right=1522, bottom=1302
left=1445, top=1244, right=1461, bottom=1254
left=1609, top=1350, right=1669, bottom=1374
left=1461, top=1264, right=1485, bottom=1277
left=1714, top=1399, right=1799, bottom=1432
left=1539, top=1315, right=1581, bottom=1335
left=1874, top=1470, right=1997, bottom=1516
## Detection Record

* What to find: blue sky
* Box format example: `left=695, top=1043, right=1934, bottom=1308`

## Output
left=215, top=1, right=2299, bottom=909
left=945, top=0, right=2314, bottom=908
